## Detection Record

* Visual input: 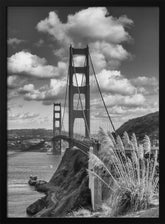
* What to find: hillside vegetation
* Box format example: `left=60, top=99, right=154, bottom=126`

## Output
left=116, top=111, right=159, bottom=141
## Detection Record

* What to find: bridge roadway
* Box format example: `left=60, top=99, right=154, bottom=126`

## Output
left=52, top=134, right=97, bottom=153
left=52, top=134, right=159, bottom=160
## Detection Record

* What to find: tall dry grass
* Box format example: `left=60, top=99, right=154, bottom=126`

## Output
left=88, top=128, right=159, bottom=216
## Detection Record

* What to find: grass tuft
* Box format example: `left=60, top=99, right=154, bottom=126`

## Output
left=88, top=128, right=159, bottom=216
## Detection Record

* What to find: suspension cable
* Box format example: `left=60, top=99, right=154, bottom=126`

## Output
left=71, top=47, right=91, bottom=138
left=74, top=73, right=91, bottom=138
left=76, top=59, right=86, bottom=110
left=61, top=66, right=69, bottom=133
left=89, top=52, right=116, bottom=134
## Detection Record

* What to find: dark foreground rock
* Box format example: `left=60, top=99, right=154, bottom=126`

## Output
left=28, top=176, right=47, bottom=189
left=26, top=148, right=92, bottom=217
left=27, top=196, right=47, bottom=216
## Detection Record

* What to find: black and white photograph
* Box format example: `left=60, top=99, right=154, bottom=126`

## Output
left=3, top=3, right=160, bottom=219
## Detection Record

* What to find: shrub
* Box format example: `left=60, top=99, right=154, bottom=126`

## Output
left=88, top=128, right=159, bottom=216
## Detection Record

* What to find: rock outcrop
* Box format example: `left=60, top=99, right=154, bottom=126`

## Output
left=26, top=148, right=92, bottom=217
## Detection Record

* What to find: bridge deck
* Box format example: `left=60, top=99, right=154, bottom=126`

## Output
left=52, top=134, right=159, bottom=155
left=52, top=135, right=93, bottom=153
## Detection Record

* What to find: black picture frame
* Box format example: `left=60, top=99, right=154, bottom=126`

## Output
left=0, top=0, right=163, bottom=224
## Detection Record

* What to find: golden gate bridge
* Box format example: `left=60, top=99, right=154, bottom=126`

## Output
left=43, top=45, right=158, bottom=211
left=52, top=45, right=116, bottom=155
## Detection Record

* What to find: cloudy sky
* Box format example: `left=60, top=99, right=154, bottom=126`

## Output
left=7, top=7, right=159, bottom=133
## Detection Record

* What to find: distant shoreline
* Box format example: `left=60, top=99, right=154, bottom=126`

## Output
left=8, top=148, right=46, bottom=158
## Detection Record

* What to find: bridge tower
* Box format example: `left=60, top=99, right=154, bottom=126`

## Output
left=69, top=45, right=90, bottom=143
left=53, top=103, right=61, bottom=155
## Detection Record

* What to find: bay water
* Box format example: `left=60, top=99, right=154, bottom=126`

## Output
left=7, top=151, right=61, bottom=217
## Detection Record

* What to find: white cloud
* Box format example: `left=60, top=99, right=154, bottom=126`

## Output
left=8, top=75, right=29, bottom=89
left=53, top=48, right=68, bottom=60
left=66, top=7, right=133, bottom=44
left=8, top=76, right=17, bottom=87
left=34, top=39, right=44, bottom=47
left=92, top=106, right=148, bottom=118
left=91, top=41, right=130, bottom=61
left=131, top=76, right=159, bottom=95
left=18, top=84, right=35, bottom=94
left=37, top=7, right=133, bottom=70
left=8, top=89, right=19, bottom=100
left=91, top=93, right=145, bottom=108
left=8, top=38, right=25, bottom=46
left=37, top=11, right=69, bottom=44
left=91, top=69, right=136, bottom=95
left=8, top=75, right=19, bottom=88
left=90, top=41, right=131, bottom=70
left=91, top=96, right=158, bottom=118
left=37, top=8, right=133, bottom=45
left=86, top=41, right=132, bottom=72
left=90, top=101, right=158, bottom=131
left=131, top=76, right=158, bottom=87
left=24, top=89, right=45, bottom=101
left=37, top=116, right=50, bottom=124
left=105, top=93, right=145, bottom=107
left=90, top=52, right=107, bottom=73
left=8, top=112, right=39, bottom=120
left=23, top=79, right=66, bottom=102
left=8, top=51, right=67, bottom=79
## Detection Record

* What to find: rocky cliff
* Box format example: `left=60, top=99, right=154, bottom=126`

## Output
left=26, top=148, right=92, bottom=217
